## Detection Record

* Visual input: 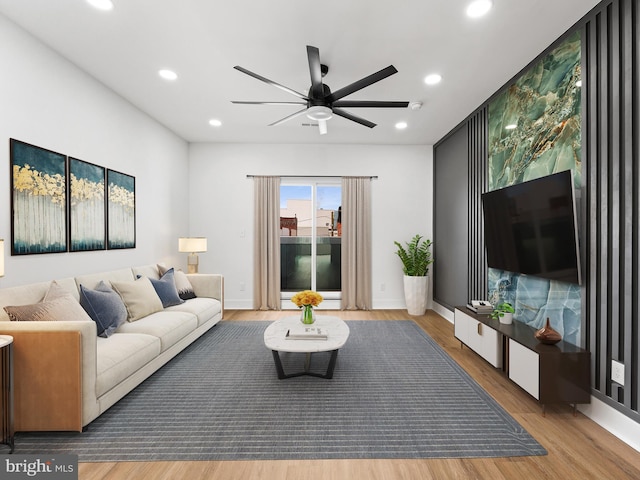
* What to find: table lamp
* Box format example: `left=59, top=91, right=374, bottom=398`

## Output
left=178, top=237, right=207, bottom=274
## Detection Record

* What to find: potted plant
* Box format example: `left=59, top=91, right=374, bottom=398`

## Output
left=394, top=234, right=434, bottom=316
left=490, top=302, right=515, bottom=324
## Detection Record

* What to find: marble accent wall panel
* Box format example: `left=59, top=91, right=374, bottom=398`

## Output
left=487, top=31, right=583, bottom=346
left=488, top=31, right=582, bottom=189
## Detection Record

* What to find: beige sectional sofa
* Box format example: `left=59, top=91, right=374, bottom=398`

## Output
left=0, top=264, right=223, bottom=432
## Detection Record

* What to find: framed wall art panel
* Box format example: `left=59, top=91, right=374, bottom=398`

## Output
left=69, top=157, right=106, bottom=252
left=10, top=139, right=67, bottom=255
left=107, top=169, right=136, bottom=249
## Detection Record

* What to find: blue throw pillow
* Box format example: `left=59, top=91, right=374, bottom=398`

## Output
left=145, top=268, right=185, bottom=308
left=79, top=281, right=128, bottom=337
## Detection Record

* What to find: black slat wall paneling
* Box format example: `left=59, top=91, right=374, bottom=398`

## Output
left=633, top=0, right=640, bottom=413
left=433, top=125, right=470, bottom=310
left=467, top=108, right=488, bottom=300
left=584, top=0, right=639, bottom=418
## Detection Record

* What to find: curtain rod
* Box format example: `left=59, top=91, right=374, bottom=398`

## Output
left=246, top=175, right=378, bottom=179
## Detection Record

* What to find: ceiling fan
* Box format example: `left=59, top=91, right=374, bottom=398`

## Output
left=232, top=45, right=409, bottom=135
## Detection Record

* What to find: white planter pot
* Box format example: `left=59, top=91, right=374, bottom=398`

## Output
left=499, top=312, right=513, bottom=325
left=403, top=275, right=428, bottom=316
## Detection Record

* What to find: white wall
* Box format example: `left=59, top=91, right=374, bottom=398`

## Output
left=0, top=15, right=190, bottom=287
left=188, top=143, right=433, bottom=309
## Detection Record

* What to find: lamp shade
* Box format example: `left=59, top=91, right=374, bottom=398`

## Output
left=0, top=239, right=4, bottom=277
left=178, top=237, right=207, bottom=253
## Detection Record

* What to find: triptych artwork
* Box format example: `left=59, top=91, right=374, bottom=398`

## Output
left=10, top=138, right=136, bottom=255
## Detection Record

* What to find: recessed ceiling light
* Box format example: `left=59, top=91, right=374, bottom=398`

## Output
left=505, top=124, right=517, bottom=130
left=209, top=119, right=222, bottom=127
left=466, top=0, right=493, bottom=18
left=86, top=0, right=114, bottom=11
left=158, top=69, right=178, bottom=81
left=395, top=122, right=408, bottom=130
left=424, top=74, right=442, bottom=86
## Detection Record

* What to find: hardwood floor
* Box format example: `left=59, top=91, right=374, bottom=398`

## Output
left=79, top=310, right=640, bottom=480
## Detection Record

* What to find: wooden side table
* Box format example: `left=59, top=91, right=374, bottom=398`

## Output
left=0, top=335, right=13, bottom=453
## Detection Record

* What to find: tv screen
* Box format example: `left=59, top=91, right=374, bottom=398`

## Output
left=481, top=170, right=581, bottom=285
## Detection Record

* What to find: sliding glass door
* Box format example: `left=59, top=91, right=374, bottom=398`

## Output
left=280, top=180, right=341, bottom=301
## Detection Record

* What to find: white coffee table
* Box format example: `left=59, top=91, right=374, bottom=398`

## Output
left=264, top=315, right=350, bottom=379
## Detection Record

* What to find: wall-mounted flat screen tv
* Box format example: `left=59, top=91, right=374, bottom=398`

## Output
left=481, top=170, right=581, bottom=285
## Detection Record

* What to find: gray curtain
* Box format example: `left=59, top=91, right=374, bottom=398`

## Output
left=253, top=176, right=281, bottom=310
left=341, top=176, right=372, bottom=310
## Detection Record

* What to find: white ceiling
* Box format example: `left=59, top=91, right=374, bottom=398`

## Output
left=0, top=0, right=600, bottom=145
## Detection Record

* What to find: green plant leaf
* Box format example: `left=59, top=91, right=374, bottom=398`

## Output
left=394, top=234, right=434, bottom=276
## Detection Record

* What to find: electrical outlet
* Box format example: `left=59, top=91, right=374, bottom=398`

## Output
left=380, top=283, right=386, bottom=292
left=239, top=282, right=245, bottom=292
left=611, top=359, right=625, bottom=386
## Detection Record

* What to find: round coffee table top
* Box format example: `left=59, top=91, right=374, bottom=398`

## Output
left=264, top=315, right=350, bottom=353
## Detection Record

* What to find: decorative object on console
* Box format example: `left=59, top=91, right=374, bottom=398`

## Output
left=490, top=302, right=515, bottom=325
left=291, top=290, right=323, bottom=324
left=467, top=300, right=493, bottom=314
left=535, top=318, right=562, bottom=345
left=178, top=237, right=207, bottom=274
left=394, top=234, right=434, bottom=316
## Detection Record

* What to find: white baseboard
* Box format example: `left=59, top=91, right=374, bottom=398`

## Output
left=432, top=302, right=454, bottom=323
left=578, top=396, right=640, bottom=453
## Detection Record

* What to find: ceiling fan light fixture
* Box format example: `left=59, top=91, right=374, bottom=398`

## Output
left=306, top=106, right=333, bottom=121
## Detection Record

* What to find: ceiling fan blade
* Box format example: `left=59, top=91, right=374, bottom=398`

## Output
left=231, top=101, right=307, bottom=105
left=307, top=45, right=324, bottom=99
left=234, top=66, right=309, bottom=100
left=318, top=119, right=328, bottom=135
left=332, top=100, right=409, bottom=108
left=326, top=65, right=398, bottom=103
left=332, top=108, right=376, bottom=128
left=268, top=108, right=309, bottom=126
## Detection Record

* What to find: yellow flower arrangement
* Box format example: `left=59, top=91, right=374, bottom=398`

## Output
left=291, top=290, right=323, bottom=308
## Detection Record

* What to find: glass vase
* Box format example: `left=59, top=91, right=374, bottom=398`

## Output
left=300, top=305, right=315, bottom=324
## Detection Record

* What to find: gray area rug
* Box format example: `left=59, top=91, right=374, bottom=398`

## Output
left=15, top=320, right=547, bottom=461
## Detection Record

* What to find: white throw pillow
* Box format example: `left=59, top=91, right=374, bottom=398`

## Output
left=111, top=277, right=163, bottom=322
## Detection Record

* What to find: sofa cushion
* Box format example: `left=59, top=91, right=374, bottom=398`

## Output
left=115, top=311, right=198, bottom=352
left=141, top=268, right=184, bottom=308
left=158, top=264, right=196, bottom=300
left=79, top=281, right=128, bottom=337
left=4, top=281, right=93, bottom=322
left=96, top=333, right=161, bottom=398
left=74, top=268, right=135, bottom=292
left=166, top=297, right=222, bottom=327
left=111, top=277, right=163, bottom=322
